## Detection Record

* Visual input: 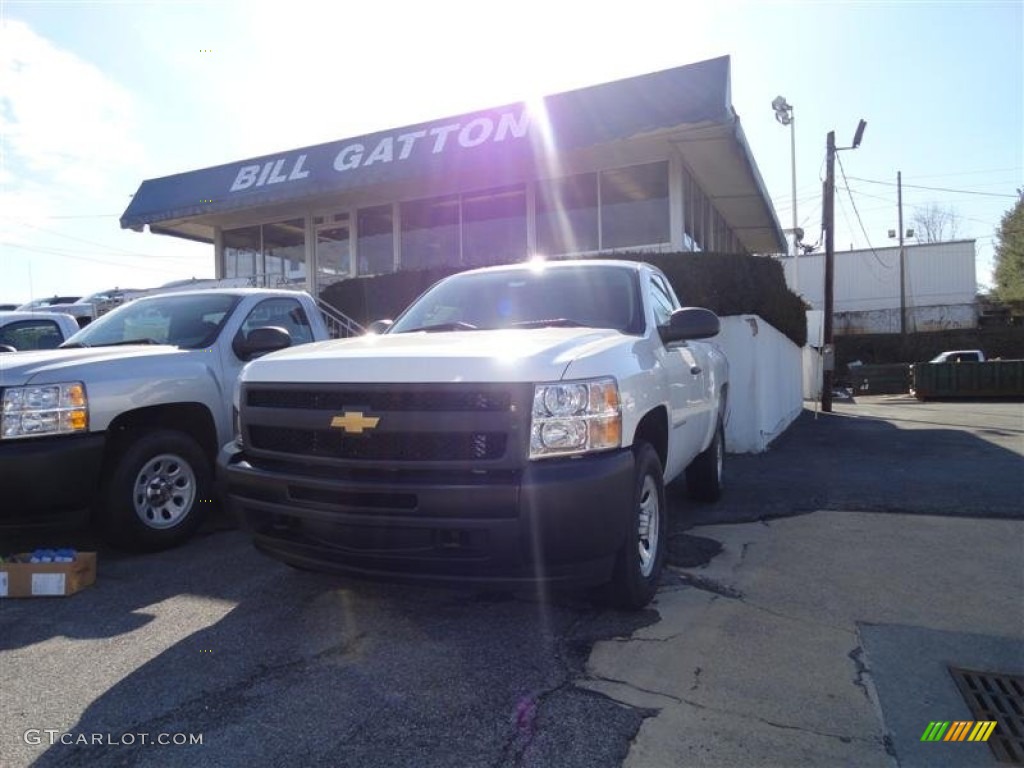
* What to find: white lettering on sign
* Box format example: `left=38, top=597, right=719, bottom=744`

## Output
left=458, top=118, right=493, bottom=148
left=231, top=110, right=529, bottom=190
left=428, top=123, right=460, bottom=154
left=396, top=130, right=427, bottom=159
left=230, top=165, right=260, bottom=191
left=495, top=111, right=529, bottom=141
left=288, top=154, right=310, bottom=180
left=334, top=144, right=364, bottom=171
left=364, top=137, right=394, bottom=166
left=230, top=154, right=311, bottom=191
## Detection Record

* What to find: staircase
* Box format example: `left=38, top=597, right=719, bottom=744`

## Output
left=317, top=299, right=365, bottom=339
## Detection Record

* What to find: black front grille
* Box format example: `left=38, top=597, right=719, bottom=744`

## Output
left=247, top=388, right=511, bottom=412
left=249, top=426, right=507, bottom=462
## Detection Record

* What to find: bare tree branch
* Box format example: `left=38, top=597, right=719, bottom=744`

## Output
left=909, top=204, right=962, bottom=243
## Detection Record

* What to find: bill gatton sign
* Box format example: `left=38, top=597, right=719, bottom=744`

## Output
left=229, top=110, right=531, bottom=193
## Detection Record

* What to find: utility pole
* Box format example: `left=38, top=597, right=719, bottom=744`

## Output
left=790, top=111, right=799, bottom=291
left=822, top=131, right=836, bottom=413
left=897, top=171, right=906, bottom=337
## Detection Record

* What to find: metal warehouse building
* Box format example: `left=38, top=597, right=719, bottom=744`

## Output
left=782, top=239, right=978, bottom=334
left=120, top=56, right=786, bottom=300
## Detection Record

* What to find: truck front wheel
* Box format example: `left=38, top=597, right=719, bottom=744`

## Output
left=97, top=430, right=212, bottom=552
left=609, top=441, right=666, bottom=610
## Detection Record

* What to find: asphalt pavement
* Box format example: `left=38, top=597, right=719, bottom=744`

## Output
left=1, top=396, right=1021, bottom=767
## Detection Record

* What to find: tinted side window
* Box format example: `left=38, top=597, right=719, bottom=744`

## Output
left=238, top=298, right=313, bottom=348
left=0, top=320, right=63, bottom=350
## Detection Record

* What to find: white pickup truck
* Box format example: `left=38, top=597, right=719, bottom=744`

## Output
left=0, top=288, right=328, bottom=550
left=221, top=260, right=729, bottom=609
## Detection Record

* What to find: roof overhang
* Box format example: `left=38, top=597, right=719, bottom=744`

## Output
left=122, top=56, right=786, bottom=254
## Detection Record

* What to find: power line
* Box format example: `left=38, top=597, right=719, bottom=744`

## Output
left=2, top=242, right=185, bottom=274
left=0, top=213, right=120, bottom=220
left=10, top=219, right=207, bottom=261
left=836, top=154, right=891, bottom=269
left=846, top=176, right=1019, bottom=199
left=908, top=166, right=1022, bottom=180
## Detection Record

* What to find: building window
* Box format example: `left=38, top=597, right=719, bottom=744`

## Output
left=536, top=172, right=599, bottom=256
left=224, top=220, right=305, bottom=286
left=224, top=225, right=261, bottom=280
left=316, top=212, right=351, bottom=288
left=461, top=185, right=527, bottom=266
left=400, top=195, right=459, bottom=270
left=263, top=218, right=305, bottom=286
left=357, top=205, right=394, bottom=276
left=600, top=162, right=670, bottom=249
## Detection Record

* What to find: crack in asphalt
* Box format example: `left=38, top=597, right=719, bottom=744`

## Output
left=43, top=632, right=368, bottom=765
left=583, top=673, right=685, bottom=706
left=669, top=572, right=744, bottom=599
left=848, top=646, right=872, bottom=701
left=585, top=671, right=881, bottom=748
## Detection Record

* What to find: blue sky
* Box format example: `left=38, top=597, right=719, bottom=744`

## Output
left=1, top=0, right=1021, bottom=304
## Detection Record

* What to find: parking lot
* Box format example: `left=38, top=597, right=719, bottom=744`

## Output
left=1, top=396, right=1022, bottom=767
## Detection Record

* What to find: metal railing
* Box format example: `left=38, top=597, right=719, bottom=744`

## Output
left=316, top=299, right=365, bottom=339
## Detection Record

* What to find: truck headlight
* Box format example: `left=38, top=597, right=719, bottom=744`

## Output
left=1, top=382, right=89, bottom=439
left=530, top=378, right=621, bottom=459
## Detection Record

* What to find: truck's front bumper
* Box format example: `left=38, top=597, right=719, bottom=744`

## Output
left=0, top=433, right=105, bottom=523
left=218, top=443, right=634, bottom=587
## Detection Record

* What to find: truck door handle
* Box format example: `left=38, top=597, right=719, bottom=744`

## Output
left=690, top=365, right=702, bottom=375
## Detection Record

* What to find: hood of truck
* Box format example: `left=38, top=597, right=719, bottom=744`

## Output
left=243, top=328, right=632, bottom=383
left=0, top=345, right=184, bottom=386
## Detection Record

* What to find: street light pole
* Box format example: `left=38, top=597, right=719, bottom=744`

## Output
left=772, top=96, right=799, bottom=292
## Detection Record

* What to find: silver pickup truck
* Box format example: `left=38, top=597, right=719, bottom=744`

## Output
left=0, top=288, right=328, bottom=550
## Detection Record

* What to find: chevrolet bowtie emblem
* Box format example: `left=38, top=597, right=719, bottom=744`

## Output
left=330, top=412, right=380, bottom=434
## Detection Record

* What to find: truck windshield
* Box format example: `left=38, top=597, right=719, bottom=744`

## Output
left=391, top=265, right=643, bottom=334
left=62, top=294, right=240, bottom=349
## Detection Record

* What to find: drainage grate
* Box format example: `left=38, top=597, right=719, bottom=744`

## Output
left=948, top=667, right=1024, bottom=764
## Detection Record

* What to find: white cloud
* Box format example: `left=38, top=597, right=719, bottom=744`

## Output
left=0, top=18, right=145, bottom=197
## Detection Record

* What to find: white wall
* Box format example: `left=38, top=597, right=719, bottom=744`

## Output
left=781, top=240, right=977, bottom=315
left=715, top=315, right=804, bottom=453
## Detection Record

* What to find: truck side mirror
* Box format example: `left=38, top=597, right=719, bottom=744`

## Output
left=0, top=344, right=16, bottom=354
left=233, top=326, right=291, bottom=361
left=366, top=319, right=394, bottom=335
left=658, top=307, right=720, bottom=344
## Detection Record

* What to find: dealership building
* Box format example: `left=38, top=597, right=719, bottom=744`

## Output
left=121, top=56, right=786, bottom=300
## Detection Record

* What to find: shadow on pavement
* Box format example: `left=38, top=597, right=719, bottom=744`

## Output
left=670, top=404, right=1024, bottom=529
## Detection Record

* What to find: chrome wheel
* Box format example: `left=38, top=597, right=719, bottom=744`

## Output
left=133, top=453, right=196, bottom=529
left=637, top=474, right=660, bottom=578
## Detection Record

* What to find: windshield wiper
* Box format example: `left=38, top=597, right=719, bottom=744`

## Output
left=58, top=342, right=88, bottom=349
left=507, top=318, right=586, bottom=329
left=401, top=322, right=480, bottom=333
left=95, top=338, right=164, bottom=346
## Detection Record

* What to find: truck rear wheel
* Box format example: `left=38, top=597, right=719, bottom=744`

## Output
left=97, top=430, right=212, bottom=552
left=609, top=441, right=666, bottom=610
left=686, top=417, right=724, bottom=503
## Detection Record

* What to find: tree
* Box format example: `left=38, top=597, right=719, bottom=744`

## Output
left=909, top=204, right=962, bottom=243
left=993, top=189, right=1024, bottom=304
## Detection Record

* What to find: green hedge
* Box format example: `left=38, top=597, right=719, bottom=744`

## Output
left=320, top=251, right=807, bottom=346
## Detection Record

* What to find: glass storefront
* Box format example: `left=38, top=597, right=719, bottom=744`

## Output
left=535, top=172, right=599, bottom=256
left=462, top=185, right=527, bottom=266
left=220, top=160, right=745, bottom=293
left=400, top=195, right=459, bottom=270
left=223, top=219, right=305, bottom=286
left=600, top=162, right=670, bottom=249
left=357, top=205, right=394, bottom=276
left=315, top=213, right=351, bottom=289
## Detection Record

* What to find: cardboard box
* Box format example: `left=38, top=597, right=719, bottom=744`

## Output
left=0, top=552, right=97, bottom=598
